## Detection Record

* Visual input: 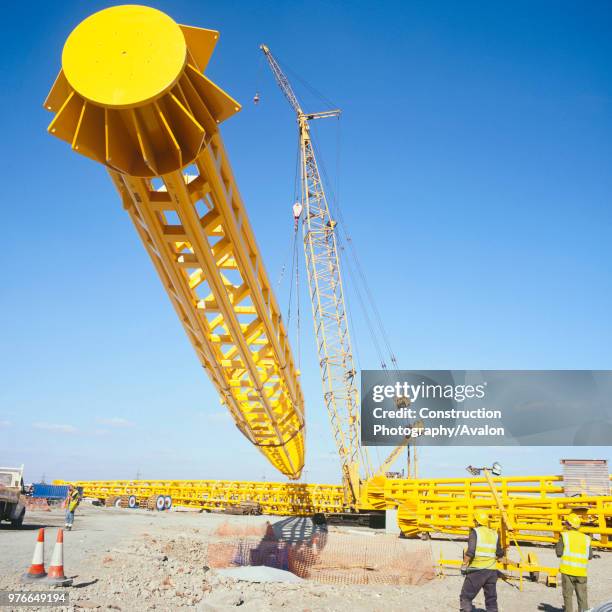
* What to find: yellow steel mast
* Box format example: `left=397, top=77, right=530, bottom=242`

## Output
left=44, top=6, right=306, bottom=479
left=261, top=45, right=370, bottom=504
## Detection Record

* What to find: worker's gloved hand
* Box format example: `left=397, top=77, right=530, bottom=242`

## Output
left=460, top=563, right=468, bottom=576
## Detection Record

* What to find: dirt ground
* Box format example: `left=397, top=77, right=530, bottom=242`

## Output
left=1, top=504, right=612, bottom=611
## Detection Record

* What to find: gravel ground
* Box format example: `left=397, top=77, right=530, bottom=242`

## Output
left=1, top=505, right=612, bottom=611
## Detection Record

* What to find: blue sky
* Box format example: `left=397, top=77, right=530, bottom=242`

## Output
left=1, top=1, right=611, bottom=484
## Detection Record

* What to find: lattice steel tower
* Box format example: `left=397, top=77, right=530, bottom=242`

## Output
left=261, top=45, right=371, bottom=503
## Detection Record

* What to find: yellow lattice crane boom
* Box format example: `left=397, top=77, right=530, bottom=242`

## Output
left=44, top=5, right=305, bottom=479
left=260, top=45, right=371, bottom=503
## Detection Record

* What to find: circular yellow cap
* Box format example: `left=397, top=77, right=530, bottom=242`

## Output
left=62, top=5, right=187, bottom=108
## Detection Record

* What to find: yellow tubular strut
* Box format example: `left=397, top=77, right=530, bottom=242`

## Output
left=44, top=5, right=305, bottom=478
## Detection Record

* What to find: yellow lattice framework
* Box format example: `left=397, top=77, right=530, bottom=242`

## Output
left=44, top=5, right=305, bottom=478
left=55, top=474, right=612, bottom=548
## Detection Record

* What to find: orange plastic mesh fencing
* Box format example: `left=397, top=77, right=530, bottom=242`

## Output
left=213, top=520, right=269, bottom=538
left=289, top=534, right=434, bottom=585
left=206, top=532, right=435, bottom=586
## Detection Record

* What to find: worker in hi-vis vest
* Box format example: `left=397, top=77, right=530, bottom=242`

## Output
left=460, top=510, right=505, bottom=612
left=64, top=485, right=81, bottom=531
left=556, top=512, right=592, bottom=612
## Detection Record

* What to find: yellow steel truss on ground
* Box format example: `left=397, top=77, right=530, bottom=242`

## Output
left=391, top=475, right=612, bottom=549
left=55, top=474, right=612, bottom=548
left=55, top=479, right=344, bottom=515
left=44, top=5, right=305, bottom=478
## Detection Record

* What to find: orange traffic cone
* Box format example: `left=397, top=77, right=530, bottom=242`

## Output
left=45, top=529, right=72, bottom=586
left=21, top=528, right=47, bottom=582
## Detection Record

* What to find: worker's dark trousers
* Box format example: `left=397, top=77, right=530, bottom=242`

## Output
left=561, top=573, right=588, bottom=612
left=460, top=569, right=498, bottom=612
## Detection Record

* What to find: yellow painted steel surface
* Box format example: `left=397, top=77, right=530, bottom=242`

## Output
left=390, top=474, right=612, bottom=550
left=62, top=6, right=188, bottom=108
left=55, top=480, right=344, bottom=515
left=45, top=5, right=305, bottom=478
left=56, top=474, right=612, bottom=549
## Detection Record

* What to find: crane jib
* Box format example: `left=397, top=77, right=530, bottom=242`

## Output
left=261, top=44, right=367, bottom=504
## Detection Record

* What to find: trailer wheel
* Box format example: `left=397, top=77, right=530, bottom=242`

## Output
left=164, top=496, right=172, bottom=510
left=105, top=496, right=120, bottom=507
left=11, top=509, right=25, bottom=528
left=529, top=571, right=540, bottom=583
left=155, top=495, right=166, bottom=511
left=114, top=497, right=122, bottom=508
left=128, top=495, right=137, bottom=508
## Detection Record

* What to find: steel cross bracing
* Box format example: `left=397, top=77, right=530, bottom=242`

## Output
left=300, top=130, right=369, bottom=502
left=108, top=138, right=305, bottom=478
left=261, top=45, right=371, bottom=503
left=44, top=8, right=306, bottom=479
left=56, top=475, right=612, bottom=549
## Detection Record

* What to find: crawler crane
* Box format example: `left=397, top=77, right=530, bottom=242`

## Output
left=260, top=45, right=414, bottom=508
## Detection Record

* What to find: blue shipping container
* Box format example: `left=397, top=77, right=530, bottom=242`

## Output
left=32, top=484, right=69, bottom=499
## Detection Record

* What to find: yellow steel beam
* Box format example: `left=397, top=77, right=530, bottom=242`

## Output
left=55, top=479, right=345, bottom=515
left=44, top=5, right=305, bottom=478
left=55, top=474, right=612, bottom=549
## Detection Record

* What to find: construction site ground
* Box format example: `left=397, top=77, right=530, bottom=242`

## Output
left=2, top=505, right=612, bottom=611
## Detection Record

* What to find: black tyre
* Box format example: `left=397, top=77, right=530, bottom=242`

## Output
left=164, top=496, right=172, bottom=510
left=155, top=495, right=165, bottom=511
left=128, top=495, right=137, bottom=509
left=10, top=509, right=25, bottom=528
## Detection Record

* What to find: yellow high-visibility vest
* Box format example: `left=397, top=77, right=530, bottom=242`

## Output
left=560, top=531, right=590, bottom=577
left=68, top=491, right=80, bottom=512
left=470, top=526, right=498, bottom=570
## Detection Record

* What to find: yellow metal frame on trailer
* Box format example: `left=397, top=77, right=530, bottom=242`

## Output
left=55, top=474, right=612, bottom=549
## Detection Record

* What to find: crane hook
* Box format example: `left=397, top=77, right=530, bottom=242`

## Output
left=292, top=202, right=303, bottom=230
left=253, top=92, right=260, bottom=105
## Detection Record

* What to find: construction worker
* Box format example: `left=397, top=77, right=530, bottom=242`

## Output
left=460, top=510, right=504, bottom=612
left=64, top=485, right=80, bottom=531
left=556, top=512, right=592, bottom=612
